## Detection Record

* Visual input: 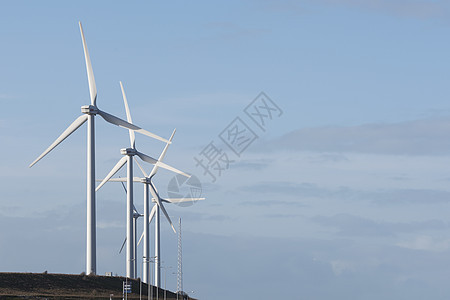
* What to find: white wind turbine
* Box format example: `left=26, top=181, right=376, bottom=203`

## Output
left=114, top=159, right=205, bottom=286
left=99, top=128, right=204, bottom=285
left=29, top=22, right=169, bottom=275
left=138, top=173, right=204, bottom=288
left=95, top=82, right=190, bottom=279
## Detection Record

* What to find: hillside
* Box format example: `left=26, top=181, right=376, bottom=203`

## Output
left=0, top=272, right=192, bottom=299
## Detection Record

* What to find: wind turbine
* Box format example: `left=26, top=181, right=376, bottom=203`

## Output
left=96, top=82, right=190, bottom=279
left=104, top=166, right=204, bottom=285
left=29, top=22, right=169, bottom=275
left=142, top=174, right=204, bottom=288
left=99, top=129, right=204, bottom=285
left=132, top=152, right=204, bottom=287
left=114, top=178, right=158, bottom=283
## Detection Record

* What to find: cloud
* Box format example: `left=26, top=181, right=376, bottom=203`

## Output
left=182, top=232, right=450, bottom=300
left=238, top=180, right=450, bottom=205
left=312, top=213, right=448, bottom=237
left=238, top=181, right=337, bottom=197
left=264, top=213, right=300, bottom=218
left=260, top=0, right=449, bottom=20
left=369, top=188, right=450, bottom=205
left=241, top=199, right=308, bottom=207
left=233, top=159, right=271, bottom=170
left=397, top=235, right=450, bottom=252
left=203, top=22, right=270, bottom=41
left=330, top=260, right=356, bottom=275
left=324, top=0, right=447, bottom=20
left=269, top=118, right=450, bottom=155
left=169, top=210, right=234, bottom=223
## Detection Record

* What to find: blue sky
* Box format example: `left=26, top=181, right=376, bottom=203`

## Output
left=2, top=1, right=450, bottom=299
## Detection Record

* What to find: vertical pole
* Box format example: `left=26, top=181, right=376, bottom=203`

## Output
left=143, top=183, right=149, bottom=284
left=86, top=114, right=96, bottom=275
left=177, top=217, right=182, bottom=299
left=164, top=268, right=166, bottom=300
left=126, top=155, right=134, bottom=278
left=134, top=215, right=137, bottom=278
left=150, top=261, right=153, bottom=300
left=154, top=204, right=160, bottom=288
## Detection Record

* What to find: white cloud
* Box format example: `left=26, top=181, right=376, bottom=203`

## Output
left=331, top=260, right=356, bottom=275
left=397, top=235, right=450, bottom=252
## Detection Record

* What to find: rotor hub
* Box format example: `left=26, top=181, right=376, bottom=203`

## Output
left=81, top=105, right=98, bottom=115
left=140, top=178, right=151, bottom=184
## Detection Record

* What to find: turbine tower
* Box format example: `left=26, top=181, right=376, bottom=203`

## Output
left=29, top=22, right=169, bottom=275
left=177, top=217, right=183, bottom=296
left=117, top=180, right=143, bottom=278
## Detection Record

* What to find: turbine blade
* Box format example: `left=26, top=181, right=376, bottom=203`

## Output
left=136, top=150, right=189, bottom=177
left=97, top=109, right=169, bottom=143
left=137, top=231, right=144, bottom=246
left=135, top=151, right=158, bottom=165
left=162, top=197, right=206, bottom=203
left=149, top=203, right=157, bottom=223
left=119, top=237, right=126, bottom=254
left=101, top=177, right=140, bottom=182
left=149, top=128, right=176, bottom=177
left=160, top=201, right=176, bottom=233
left=95, top=156, right=127, bottom=192
left=134, top=157, right=148, bottom=177
left=79, top=22, right=97, bottom=106
left=137, top=204, right=157, bottom=246
left=156, top=161, right=191, bottom=178
left=120, top=180, right=127, bottom=194
left=29, top=114, right=88, bottom=168
left=120, top=81, right=135, bottom=148
left=149, top=183, right=176, bottom=233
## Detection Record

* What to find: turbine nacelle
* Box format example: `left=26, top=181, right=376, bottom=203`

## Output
left=81, top=105, right=99, bottom=115
left=133, top=211, right=143, bottom=218
left=121, top=148, right=137, bottom=156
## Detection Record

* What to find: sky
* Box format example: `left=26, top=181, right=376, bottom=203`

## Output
left=1, top=0, right=450, bottom=299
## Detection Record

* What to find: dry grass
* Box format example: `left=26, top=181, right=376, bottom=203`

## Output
left=0, top=272, right=191, bottom=299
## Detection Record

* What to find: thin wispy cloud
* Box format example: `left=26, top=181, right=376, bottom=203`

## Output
left=268, top=118, right=450, bottom=156
left=312, top=213, right=448, bottom=237
left=238, top=181, right=450, bottom=205
left=233, top=159, right=271, bottom=170
left=397, top=235, right=450, bottom=252
left=203, top=22, right=270, bottom=41
left=261, top=0, right=449, bottom=21
left=325, top=0, right=447, bottom=20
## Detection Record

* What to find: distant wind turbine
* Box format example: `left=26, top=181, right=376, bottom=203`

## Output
left=133, top=151, right=205, bottom=287
left=96, top=82, right=190, bottom=278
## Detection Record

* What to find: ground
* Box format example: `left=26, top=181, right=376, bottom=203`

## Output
left=0, top=272, right=191, bottom=299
